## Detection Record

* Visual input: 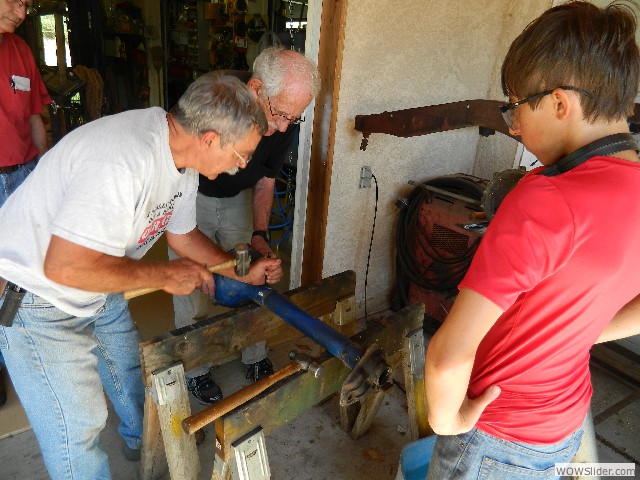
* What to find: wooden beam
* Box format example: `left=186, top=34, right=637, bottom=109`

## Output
left=139, top=270, right=356, bottom=386
left=301, top=0, right=348, bottom=284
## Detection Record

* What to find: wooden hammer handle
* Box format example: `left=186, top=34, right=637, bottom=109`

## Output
left=123, top=258, right=236, bottom=300
left=182, top=361, right=303, bottom=435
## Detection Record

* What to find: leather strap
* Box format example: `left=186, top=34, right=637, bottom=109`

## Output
left=539, top=133, right=639, bottom=177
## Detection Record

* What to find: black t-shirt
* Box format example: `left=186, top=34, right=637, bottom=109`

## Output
left=198, top=123, right=298, bottom=197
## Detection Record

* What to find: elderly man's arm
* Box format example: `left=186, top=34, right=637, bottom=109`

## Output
left=167, top=228, right=282, bottom=286
left=249, top=176, right=283, bottom=284
left=250, top=176, right=276, bottom=257
left=44, top=234, right=212, bottom=296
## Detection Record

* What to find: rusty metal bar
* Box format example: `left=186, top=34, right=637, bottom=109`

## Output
left=354, top=99, right=518, bottom=150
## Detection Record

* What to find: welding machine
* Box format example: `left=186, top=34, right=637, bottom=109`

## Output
left=394, top=169, right=525, bottom=324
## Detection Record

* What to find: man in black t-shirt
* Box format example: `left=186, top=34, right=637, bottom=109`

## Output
left=171, top=47, right=320, bottom=404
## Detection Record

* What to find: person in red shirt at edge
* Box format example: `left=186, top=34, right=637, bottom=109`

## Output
left=425, top=3, right=640, bottom=478
left=0, top=0, right=51, bottom=407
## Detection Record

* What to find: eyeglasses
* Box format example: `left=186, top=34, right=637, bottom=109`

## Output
left=7, top=0, right=37, bottom=15
left=499, top=86, right=590, bottom=129
left=231, top=146, right=251, bottom=166
left=266, top=96, right=304, bottom=125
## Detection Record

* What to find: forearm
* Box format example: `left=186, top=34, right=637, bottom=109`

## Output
left=425, top=336, right=475, bottom=430
left=424, top=288, right=504, bottom=434
left=166, top=228, right=240, bottom=278
left=167, top=228, right=231, bottom=266
left=45, top=234, right=213, bottom=295
left=252, top=177, right=275, bottom=231
left=45, top=237, right=175, bottom=292
left=29, top=114, right=48, bottom=156
left=597, top=293, right=640, bottom=343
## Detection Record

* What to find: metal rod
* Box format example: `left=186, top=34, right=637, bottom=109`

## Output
left=214, top=275, right=364, bottom=369
left=408, top=180, right=481, bottom=206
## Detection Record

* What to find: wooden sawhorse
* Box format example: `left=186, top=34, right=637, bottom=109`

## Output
left=137, top=270, right=430, bottom=480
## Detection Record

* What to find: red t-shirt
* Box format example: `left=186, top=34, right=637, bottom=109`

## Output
left=460, top=156, right=640, bottom=444
left=0, top=33, right=51, bottom=167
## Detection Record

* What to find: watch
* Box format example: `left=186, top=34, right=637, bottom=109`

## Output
left=252, top=230, right=269, bottom=242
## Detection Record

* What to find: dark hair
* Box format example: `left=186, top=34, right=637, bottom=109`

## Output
left=501, top=1, right=639, bottom=122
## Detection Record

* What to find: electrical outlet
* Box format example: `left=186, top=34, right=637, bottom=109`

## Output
left=359, top=166, right=372, bottom=188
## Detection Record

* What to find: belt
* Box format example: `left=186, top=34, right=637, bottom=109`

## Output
left=0, top=164, right=20, bottom=174
left=0, top=157, right=38, bottom=175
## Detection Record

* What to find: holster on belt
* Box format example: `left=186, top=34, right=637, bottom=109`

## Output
left=0, top=280, right=26, bottom=328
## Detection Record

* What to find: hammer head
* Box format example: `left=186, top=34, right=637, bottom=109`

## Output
left=234, top=243, right=250, bottom=277
left=289, top=350, right=323, bottom=378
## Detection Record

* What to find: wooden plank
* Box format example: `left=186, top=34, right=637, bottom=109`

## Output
left=301, top=0, right=348, bottom=284
left=140, top=389, right=168, bottom=480
left=215, top=304, right=424, bottom=461
left=150, top=363, right=200, bottom=480
left=139, top=271, right=356, bottom=386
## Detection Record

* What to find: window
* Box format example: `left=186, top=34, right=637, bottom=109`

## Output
left=40, top=14, right=71, bottom=67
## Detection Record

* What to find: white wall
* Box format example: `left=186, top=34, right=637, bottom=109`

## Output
left=321, top=0, right=551, bottom=316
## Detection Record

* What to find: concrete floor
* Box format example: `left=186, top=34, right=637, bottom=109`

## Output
left=1, top=341, right=639, bottom=479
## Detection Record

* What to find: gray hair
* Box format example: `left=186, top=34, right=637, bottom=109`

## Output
left=252, top=46, right=320, bottom=99
left=171, top=72, right=267, bottom=144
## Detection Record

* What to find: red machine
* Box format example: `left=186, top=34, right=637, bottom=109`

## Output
left=396, top=170, right=525, bottom=323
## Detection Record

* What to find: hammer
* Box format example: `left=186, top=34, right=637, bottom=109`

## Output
left=182, top=351, right=322, bottom=435
left=123, top=243, right=250, bottom=300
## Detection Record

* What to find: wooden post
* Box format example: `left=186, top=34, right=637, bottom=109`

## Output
left=151, top=363, right=200, bottom=480
left=140, top=387, right=167, bottom=480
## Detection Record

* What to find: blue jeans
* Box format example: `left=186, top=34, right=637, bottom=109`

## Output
left=0, top=157, right=38, bottom=205
left=0, top=156, right=39, bottom=368
left=426, top=426, right=583, bottom=480
left=0, top=292, right=144, bottom=480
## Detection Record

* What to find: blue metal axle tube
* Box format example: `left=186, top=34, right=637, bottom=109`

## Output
left=214, top=274, right=364, bottom=369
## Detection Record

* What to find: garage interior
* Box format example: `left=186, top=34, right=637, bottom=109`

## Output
left=2, top=0, right=640, bottom=479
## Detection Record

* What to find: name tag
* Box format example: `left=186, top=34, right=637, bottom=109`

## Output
left=11, top=75, right=31, bottom=92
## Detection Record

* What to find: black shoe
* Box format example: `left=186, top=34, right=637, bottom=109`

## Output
left=187, top=371, right=223, bottom=405
left=122, top=444, right=141, bottom=462
left=0, top=366, right=6, bottom=407
left=195, top=429, right=206, bottom=445
left=245, top=358, right=274, bottom=383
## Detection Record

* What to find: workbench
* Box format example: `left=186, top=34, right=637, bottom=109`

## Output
left=137, top=270, right=430, bottom=480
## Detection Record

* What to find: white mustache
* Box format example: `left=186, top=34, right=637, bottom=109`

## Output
left=225, top=167, right=239, bottom=176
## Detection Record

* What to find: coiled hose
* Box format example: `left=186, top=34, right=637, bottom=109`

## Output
left=393, top=176, right=485, bottom=310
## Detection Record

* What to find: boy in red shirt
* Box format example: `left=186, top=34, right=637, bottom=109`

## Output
left=426, top=3, right=640, bottom=478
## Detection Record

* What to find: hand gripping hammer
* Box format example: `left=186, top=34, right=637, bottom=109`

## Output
left=123, top=243, right=251, bottom=300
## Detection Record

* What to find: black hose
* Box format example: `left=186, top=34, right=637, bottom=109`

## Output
left=393, top=176, right=484, bottom=310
